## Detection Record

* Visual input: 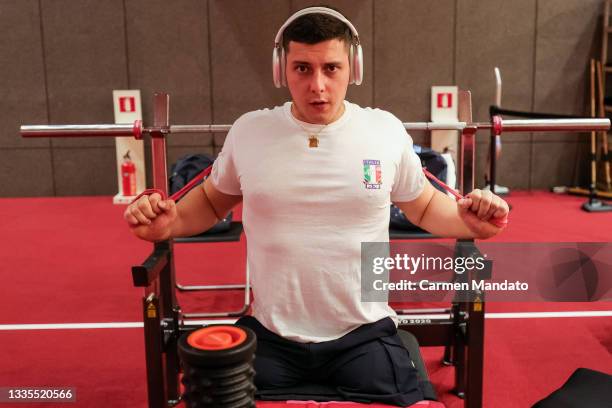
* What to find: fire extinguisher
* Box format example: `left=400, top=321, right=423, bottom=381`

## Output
left=121, top=150, right=137, bottom=196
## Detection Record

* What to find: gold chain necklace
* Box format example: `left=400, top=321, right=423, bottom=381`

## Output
left=290, top=104, right=328, bottom=148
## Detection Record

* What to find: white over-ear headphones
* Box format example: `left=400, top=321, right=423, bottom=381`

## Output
left=272, top=6, right=363, bottom=88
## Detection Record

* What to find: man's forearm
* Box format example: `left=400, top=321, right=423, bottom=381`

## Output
left=417, top=190, right=476, bottom=239
left=169, top=184, right=223, bottom=238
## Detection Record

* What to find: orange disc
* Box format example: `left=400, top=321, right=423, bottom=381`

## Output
left=187, top=326, right=247, bottom=351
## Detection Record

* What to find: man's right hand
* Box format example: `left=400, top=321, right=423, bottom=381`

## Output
left=124, top=193, right=177, bottom=242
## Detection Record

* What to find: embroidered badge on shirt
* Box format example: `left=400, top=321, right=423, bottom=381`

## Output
left=363, top=159, right=382, bottom=189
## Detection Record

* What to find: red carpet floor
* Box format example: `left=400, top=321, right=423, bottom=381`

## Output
left=0, top=191, right=610, bottom=407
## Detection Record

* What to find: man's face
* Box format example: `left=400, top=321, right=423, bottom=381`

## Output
left=285, top=39, right=351, bottom=125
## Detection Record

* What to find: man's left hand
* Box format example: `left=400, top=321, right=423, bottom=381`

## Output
left=457, top=189, right=509, bottom=239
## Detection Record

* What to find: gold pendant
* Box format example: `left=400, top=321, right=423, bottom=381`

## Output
left=309, top=135, right=319, bottom=148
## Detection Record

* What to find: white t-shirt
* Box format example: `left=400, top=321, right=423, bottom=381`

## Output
left=211, top=100, right=425, bottom=342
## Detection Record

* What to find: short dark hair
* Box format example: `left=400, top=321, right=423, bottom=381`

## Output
left=282, top=8, right=353, bottom=52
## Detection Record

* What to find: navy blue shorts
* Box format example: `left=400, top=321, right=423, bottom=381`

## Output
left=236, top=316, right=424, bottom=406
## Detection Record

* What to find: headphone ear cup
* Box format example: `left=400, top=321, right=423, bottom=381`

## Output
left=280, top=47, right=287, bottom=87
left=352, top=44, right=363, bottom=86
left=272, top=47, right=282, bottom=88
left=348, top=46, right=355, bottom=84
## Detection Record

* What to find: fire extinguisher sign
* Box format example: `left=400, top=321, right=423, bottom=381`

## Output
left=113, top=90, right=144, bottom=204
left=437, top=93, right=453, bottom=109
left=431, top=86, right=458, bottom=122
left=113, top=90, right=141, bottom=122
left=119, top=96, right=136, bottom=113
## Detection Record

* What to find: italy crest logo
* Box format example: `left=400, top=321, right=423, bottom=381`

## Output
left=363, top=159, right=382, bottom=189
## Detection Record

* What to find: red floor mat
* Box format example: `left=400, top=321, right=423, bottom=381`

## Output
left=1, top=193, right=611, bottom=407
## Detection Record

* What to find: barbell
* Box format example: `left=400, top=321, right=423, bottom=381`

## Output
left=20, top=117, right=611, bottom=139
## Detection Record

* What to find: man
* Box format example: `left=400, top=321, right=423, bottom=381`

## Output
left=124, top=7, right=508, bottom=406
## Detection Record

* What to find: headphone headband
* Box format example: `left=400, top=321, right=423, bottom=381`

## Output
left=273, top=7, right=360, bottom=47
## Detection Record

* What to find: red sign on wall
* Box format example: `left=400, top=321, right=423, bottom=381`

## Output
left=119, top=96, right=136, bottom=113
left=437, top=93, right=453, bottom=108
